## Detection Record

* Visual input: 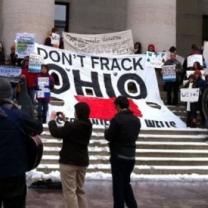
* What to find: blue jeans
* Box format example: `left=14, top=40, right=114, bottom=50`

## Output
left=110, top=156, right=138, bottom=208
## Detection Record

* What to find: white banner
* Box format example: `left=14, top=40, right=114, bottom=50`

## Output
left=63, top=30, right=134, bottom=55
left=187, top=54, right=203, bottom=68
left=203, top=41, right=208, bottom=67
left=35, top=44, right=186, bottom=129
left=180, top=88, right=200, bottom=103
left=145, top=52, right=167, bottom=68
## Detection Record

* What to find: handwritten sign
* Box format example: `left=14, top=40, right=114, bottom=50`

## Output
left=162, top=65, right=176, bottom=82
left=187, top=54, right=203, bottom=68
left=37, top=77, right=50, bottom=98
left=180, top=88, right=200, bottom=103
left=63, top=30, right=134, bottom=55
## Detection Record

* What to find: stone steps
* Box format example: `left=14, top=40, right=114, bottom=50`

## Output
left=37, top=127, right=208, bottom=175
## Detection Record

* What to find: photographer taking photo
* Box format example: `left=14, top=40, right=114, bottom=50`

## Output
left=48, top=102, right=92, bottom=208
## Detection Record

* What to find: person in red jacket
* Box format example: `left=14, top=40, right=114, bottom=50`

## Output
left=36, top=64, right=54, bottom=123
left=21, top=56, right=39, bottom=104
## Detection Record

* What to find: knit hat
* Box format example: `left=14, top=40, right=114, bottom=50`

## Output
left=0, top=78, right=13, bottom=99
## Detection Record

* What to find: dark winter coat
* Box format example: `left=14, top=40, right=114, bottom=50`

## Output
left=105, top=109, right=141, bottom=159
left=0, top=103, right=43, bottom=178
left=49, top=119, right=92, bottom=167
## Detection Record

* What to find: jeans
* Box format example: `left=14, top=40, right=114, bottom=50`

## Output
left=110, top=156, right=138, bottom=208
left=37, top=100, right=49, bottom=123
left=0, top=175, right=26, bottom=208
left=165, top=82, right=179, bottom=105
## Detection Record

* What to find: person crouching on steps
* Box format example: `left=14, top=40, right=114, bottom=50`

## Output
left=48, top=102, right=92, bottom=208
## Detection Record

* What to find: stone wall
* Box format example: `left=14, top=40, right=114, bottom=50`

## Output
left=1, top=0, right=55, bottom=54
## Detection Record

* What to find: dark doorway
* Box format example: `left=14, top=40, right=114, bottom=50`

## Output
left=203, top=15, right=208, bottom=42
left=55, top=2, right=69, bottom=32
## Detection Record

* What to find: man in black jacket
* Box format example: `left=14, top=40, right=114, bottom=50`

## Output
left=48, top=102, right=92, bottom=208
left=0, top=78, right=43, bottom=208
left=105, top=96, right=141, bottom=208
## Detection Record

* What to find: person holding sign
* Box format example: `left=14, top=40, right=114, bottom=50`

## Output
left=36, top=65, right=54, bottom=123
left=163, top=50, right=182, bottom=105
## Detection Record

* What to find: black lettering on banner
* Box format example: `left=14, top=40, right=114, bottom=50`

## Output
left=37, top=47, right=48, bottom=59
left=62, top=53, right=72, bottom=66
left=73, top=70, right=102, bottom=97
left=91, top=56, right=100, bottom=69
left=145, top=120, right=176, bottom=128
left=121, top=58, right=132, bottom=71
left=100, top=58, right=110, bottom=70
left=103, top=74, right=116, bottom=97
left=133, top=58, right=143, bottom=70
left=77, top=55, right=85, bottom=67
left=117, top=74, right=147, bottom=99
left=49, top=51, right=60, bottom=63
left=47, top=64, right=70, bottom=94
left=111, top=58, right=121, bottom=71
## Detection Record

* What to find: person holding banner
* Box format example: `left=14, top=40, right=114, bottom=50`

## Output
left=105, top=96, right=140, bottom=208
left=0, top=42, right=5, bottom=65
left=36, top=65, right=54, bottom=123
left=163, top=50, right=182, bottom=105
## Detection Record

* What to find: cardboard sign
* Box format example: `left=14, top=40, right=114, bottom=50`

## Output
left=16, top=33, right=35, bottom=58
left=162, top=65, right=176, bottom=82
left=29, top=54, right=44, bottom=73
left=180, top=88, right=200, bottom=103
left=187, top=54, right=203, bottom=68
left=146, top=52, right=167, bottom=68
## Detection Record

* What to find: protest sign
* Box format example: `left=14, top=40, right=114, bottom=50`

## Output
left=37, top=77, right=50, bottom=98
left=29, top=54, right=44, bottom=73
left=180, top=88, right=200, bottom=103
left=16, top=33, right=35, bottom=58
left=145, top=51, right=167, bottom=68
left=34, top=43, right=186, bottom=129
left=162, top=65, right=176, bottom=82
left=187, top=54, right=203, bottom=68
left=63, top=30, right=134, bottom=55
left=51, top=33, right=60, bottom=46
left=0, top=65, right=22, bottom=77
left=186, top=70, right=205, bottom=79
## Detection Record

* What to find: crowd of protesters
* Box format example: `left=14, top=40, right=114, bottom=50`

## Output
left=134, top=42, right=208, bottom=128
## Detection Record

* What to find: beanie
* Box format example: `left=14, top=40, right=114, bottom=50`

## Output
left=0, top=78, right=13, bottom=99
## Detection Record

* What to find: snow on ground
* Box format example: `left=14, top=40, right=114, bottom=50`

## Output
left=26, top=169, right=208, bottom=186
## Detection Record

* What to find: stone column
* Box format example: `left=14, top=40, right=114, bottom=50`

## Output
left=126, top=0, right=176, bottom=52
left=1, top=0, right=55, bottom=54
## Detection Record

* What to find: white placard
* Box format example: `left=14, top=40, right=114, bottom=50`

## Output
left=180, top=88, right=200, bottom=103
left=51, top=33, right=60, bottom=46
left=187, top=54, right=203, bottom=68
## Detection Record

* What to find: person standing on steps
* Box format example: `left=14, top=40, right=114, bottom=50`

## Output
left=105, top=96, right=141, bottom=208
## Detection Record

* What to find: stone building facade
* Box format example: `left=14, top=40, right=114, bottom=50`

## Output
left=0, top=0, right=208, bottom=56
